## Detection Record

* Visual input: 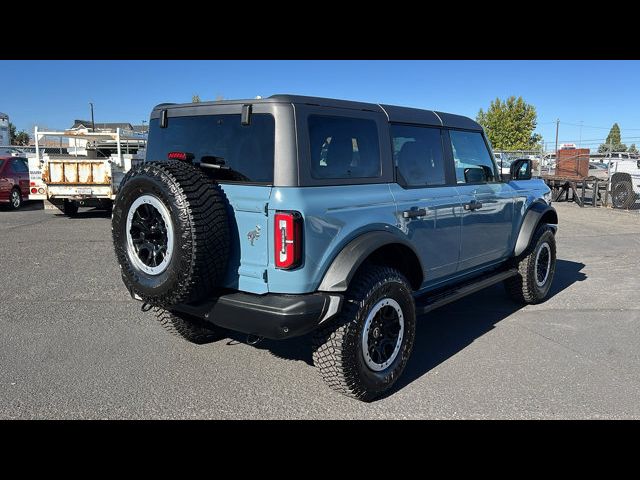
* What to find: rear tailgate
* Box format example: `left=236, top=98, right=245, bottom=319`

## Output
left=43, top=158, right=113, bottom=198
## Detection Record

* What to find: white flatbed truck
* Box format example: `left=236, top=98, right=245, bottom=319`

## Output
left=30, top=127, right=146, bottom=215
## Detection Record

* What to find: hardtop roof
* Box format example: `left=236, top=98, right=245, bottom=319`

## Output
left=151, top=94, right=483, bottom=131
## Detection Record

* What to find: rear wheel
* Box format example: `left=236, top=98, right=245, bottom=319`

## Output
left=312, top=264, right=416, bottom=401
left=9, top=188, right=21, bottom=210
left=154, top=308, right=226, bottom=344
left=63, top=200, right=79, bottom=216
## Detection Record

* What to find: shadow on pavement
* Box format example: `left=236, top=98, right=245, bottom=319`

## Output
left=52, top=208, right=112, bottom=219
left=246, top=259, right=587, bottom=397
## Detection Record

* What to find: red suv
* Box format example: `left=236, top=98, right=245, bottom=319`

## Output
left=0, top=156, right=30, bottom=209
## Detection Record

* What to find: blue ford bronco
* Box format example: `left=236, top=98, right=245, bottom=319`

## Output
left=112, top=95, right=558, bottom=401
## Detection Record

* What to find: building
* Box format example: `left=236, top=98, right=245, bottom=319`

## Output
left=67, top=120, right=143, bottom=156
left=0, top=112, right=9, bottom=146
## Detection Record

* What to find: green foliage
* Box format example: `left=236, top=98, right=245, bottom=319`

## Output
left=476, top=96, right=542, bottom=151
left=192, top=94, right=201, bottom=103
left=8, top=122, right=30, bottom=145
left=598, top=123, right=627, bottom=152
left=629, top=143, right=638, bottom=154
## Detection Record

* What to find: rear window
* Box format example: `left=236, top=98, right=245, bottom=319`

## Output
left=308, top=115, right=381, bottom=179
left=146, top=113, right=275, bottom=184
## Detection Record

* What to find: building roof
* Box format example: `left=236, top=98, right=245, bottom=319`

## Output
left=150, top=94, right=482, bottom=131
left=71, top=119, right=134, bottom=131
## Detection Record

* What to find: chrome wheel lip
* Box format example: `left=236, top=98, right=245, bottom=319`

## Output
left=535, top=242, right=552, bottom=287
left=361, top=297, right=404, bottom=372
left=126, top=195, right=174, bottom=276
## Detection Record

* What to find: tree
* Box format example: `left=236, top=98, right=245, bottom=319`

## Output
left=192, top=94, right=201, bottom=103
left=14, top=131, right=30, bottom=145
left=598, top=123, right=627, bottom=153
left=476, top=96, right=542, bottom=151
left=629, top=144, right=638, bottom=154
left=8, top=122, right=30, bottom=145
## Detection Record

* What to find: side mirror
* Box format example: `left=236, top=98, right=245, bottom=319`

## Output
left=464, top=167, right=487, bottom=183
left=510, top=158, right=532, bottom=180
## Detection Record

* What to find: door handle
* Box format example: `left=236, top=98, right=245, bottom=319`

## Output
left=463, top=200, right=483, bottom=211
left=402, top=208, right=427, bottom=219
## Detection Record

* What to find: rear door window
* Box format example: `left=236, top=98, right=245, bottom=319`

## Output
left=308, top=115, right=381, bottom=179
left=391, top=124, right=446, bottom=187
left=146, top=114, right=275, bottom=184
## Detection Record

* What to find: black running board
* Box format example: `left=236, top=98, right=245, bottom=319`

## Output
left=415, top=269, right=518, bottom=315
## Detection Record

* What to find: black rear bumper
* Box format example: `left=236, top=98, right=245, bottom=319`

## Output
left=169, top=291, right=343, bottom=340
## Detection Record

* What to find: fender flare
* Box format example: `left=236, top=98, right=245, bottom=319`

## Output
left=317, top=231, right=424, bottom=292
left=513, top=201, right=558, bottom=257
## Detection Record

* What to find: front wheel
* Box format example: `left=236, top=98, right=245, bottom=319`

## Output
left=312, top=264, right=416, bottom=402
left=504, top=224, right=556, bottom=304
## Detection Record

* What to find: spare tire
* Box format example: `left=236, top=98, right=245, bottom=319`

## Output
left=112, top=160, right=230, bottom=307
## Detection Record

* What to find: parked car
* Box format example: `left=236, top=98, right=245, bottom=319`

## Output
left=0, top=156, right=30, bottom=209
left=587, top=162, right=609, bottom=180
left=111, top=94, right=558, bottom=401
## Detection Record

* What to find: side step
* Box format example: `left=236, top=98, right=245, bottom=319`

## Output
left=415, top=268, right=518, bottom=315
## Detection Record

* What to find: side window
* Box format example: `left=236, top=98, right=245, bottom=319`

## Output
left=308, top=115, right=381, bottom=179
left=11, top=158, right=28, bottom=173
left=391, top=124, right=446, bottom=187
left=449, top=130, right=498, bottom=184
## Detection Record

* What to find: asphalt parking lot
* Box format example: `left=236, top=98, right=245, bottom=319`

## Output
left=1, top=201, right=639, bottom=419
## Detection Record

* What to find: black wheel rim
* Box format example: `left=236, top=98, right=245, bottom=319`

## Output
left=129, top=203, right=169, bottom=268
left=362, top=298, right=404, bottom=371
left=613, top=184, right=628, bottom=206
left=535, top=242, right=551, bottom=287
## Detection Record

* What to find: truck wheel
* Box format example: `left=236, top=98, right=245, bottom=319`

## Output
left=154, top=307, right=226, bottom=344
left=504, top=224, right=556, bottom=304
left=9, top=188, right=21, bottom=210
left=112, top=160, right=230, bottom=308
left=611, top=180, right=634, bottom=209
left=312, top=264, right=416, bottom=402
left=63, top=200, right=79, bottom=216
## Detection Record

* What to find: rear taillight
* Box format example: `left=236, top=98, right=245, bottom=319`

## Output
left=31, top=188, right=37, bottom=194
left=168, top=151, right=194, bottom=161
left=274, top=212, right=302, bottom=269
left=30, top=181, right=36, bottom=186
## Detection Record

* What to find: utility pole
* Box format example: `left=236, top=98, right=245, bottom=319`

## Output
left=578, top=120, right=583, bottom=149
left=89, top=102, right=95, bottom=132
left=555, top=118, right=559, bottom=163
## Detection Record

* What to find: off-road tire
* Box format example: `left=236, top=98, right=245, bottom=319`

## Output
left=312, top=264, right=416, bottom=402
left=112, top=160, right=230, bottom=308
left=504, top=224, right=556, bottom=304
left=63, top=200, right=79, bottom=216
left=154, top=308, right=227, bottom=344
left=611, top=180, right=635, bottom=209
left=9, top=188, right=21, bottom=210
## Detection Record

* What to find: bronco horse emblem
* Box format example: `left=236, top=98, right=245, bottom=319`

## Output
left=247, top=225, right=261, bottom=246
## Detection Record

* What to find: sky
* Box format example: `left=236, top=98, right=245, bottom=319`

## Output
left=2, top=60, right=640, bottom=152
